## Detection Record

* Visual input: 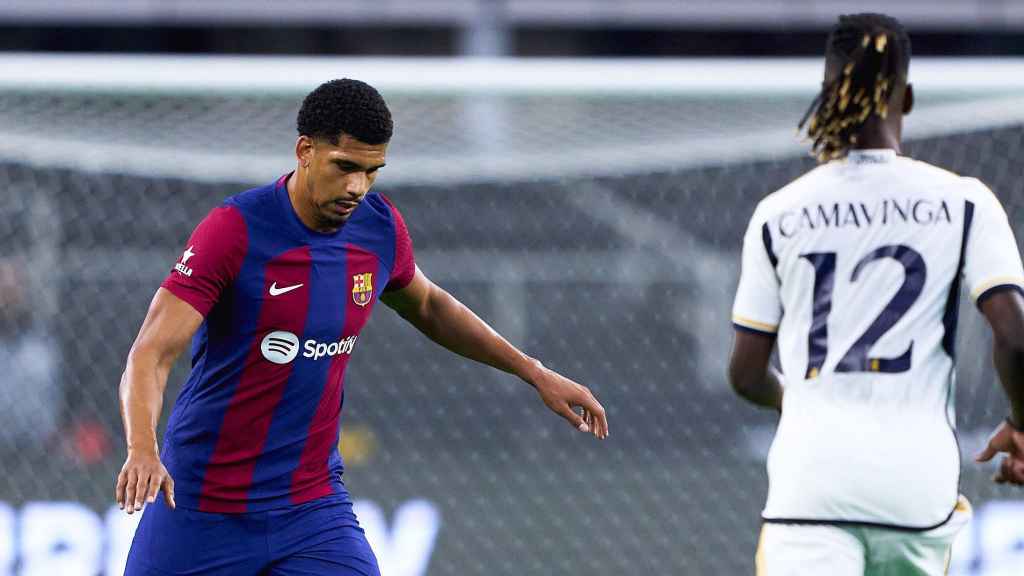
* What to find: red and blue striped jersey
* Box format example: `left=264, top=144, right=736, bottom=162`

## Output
left=159, top=174, right=415, bottom=513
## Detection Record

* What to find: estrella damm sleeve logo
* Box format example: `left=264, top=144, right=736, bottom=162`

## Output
left=352, top=272, right=374, bottom=307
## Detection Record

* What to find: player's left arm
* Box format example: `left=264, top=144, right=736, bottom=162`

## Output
left=381, top=268, right=608, bottom=439
left=728, top=330, right=783, bottom=412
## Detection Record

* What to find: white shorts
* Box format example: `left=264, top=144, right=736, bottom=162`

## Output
left=755, top=496, right=972, bottom=576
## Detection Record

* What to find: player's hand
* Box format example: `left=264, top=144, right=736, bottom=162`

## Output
left=116, top=448, right=176, bottom=514
left=527, top=362, right=608, bottom=439
left=976, top=420, right=1024, bottom=486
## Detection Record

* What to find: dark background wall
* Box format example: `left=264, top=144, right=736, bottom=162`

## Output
left=1, top=0, right=1023, bottom=56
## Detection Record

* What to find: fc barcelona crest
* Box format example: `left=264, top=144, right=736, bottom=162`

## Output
left=352, top=273, right=374, bottom=307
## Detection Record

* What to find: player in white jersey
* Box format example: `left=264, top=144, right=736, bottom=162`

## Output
left=728, top=13, right=1024, bottom=575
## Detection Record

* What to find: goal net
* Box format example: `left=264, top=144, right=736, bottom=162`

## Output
left=1, top=54, right=1023, bottom=576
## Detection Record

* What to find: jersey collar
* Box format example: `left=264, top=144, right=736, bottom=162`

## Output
left=846, top=149, right=898, bottom=164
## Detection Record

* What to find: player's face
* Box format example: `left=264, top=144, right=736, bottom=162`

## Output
left=300, top=134, right=388, bottom=227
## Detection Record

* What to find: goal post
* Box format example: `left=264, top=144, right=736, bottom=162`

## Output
left=0, top=54, right=1022, bottom=184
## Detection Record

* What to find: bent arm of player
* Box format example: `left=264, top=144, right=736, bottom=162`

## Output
left=115, top=288, right=203, bottom=513
left=976, top=289, right=1024, bottom=485
left=728, top=330, right=784, bottom=412
left=962, top=186, right=1024, bottom=485
left=381, top=267, right=608, bottom=439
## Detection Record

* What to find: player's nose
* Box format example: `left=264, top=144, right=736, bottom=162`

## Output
left=343, top=172, right=370, bottom=196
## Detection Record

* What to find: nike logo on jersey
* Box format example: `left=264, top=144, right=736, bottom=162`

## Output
left=269, top=282, right=304, bottom=296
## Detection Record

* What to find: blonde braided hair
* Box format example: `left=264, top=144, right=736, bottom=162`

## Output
left=799, top=14, right=910, bottom=162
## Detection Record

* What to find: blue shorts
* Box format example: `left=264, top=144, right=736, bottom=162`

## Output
left=124, top=495, right=380, bottom=575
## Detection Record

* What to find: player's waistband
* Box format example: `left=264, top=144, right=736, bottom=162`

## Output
left=762, top=496, right=971, bottom=533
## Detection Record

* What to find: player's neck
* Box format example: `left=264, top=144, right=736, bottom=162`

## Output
left=285, top=171, right=341, bottom=234
left=852, top=118, right=903, bottom=155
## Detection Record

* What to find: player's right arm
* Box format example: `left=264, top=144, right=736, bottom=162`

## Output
left=116, top=289, right=202, bottom=513
left=729, top=331, right=784, bottom=412
left=729, top=203, right=785, bottom=411
left=115, top=204, right=248, bottom=513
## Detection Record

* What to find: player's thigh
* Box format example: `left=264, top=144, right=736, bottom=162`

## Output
left=124, top=498, right=264, bottom=575
left=267, top=496, right=381, bottom=576
left=865, top=532, right=956, bottom=576
left=756, top=522, right=865, bottom=576
left=268, top=529, right=380, bottom=576
left=865, top=497, right=972, bottom=576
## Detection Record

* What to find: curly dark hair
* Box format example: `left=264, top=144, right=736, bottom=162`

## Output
left=297, top=78, right=393, bottom=145
left=799, top=13, right=911, bottom=162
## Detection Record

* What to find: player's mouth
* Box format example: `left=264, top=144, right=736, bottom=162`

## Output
left=329, top=199, right=359, bottom=217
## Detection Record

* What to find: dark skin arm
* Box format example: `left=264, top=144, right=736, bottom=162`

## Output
left=115, top=288, right=203, bottom=513
left=975, top=289, right=1024, bottom=485
left=728, top=330, right=784, bottom=412
left=381, top=267, right=608, bottom=438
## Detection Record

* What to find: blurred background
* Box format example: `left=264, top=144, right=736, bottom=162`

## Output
left=1, top=1, right=1023, bottom=575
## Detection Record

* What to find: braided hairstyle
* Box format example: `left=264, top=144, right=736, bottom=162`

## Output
left=799, top=14, right=911, bottom=162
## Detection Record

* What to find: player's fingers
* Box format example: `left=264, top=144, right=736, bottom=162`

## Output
left=162, top=475, right=176, bottom=509
left=585, top=409, right=599, bottom=439
left=976, top=441, right=1000, bottom=463
left=115, top=469, right=129, bottom=508
left=579, top=392, right=608, bottom=439
left=133, top=472, right=149, bottom=512
left=1010, top=457, right=1024, bottom=485
left=145, top=472, right=162, bottom=504
left=556, top=402, right=589, bottom=432
left=994, top=457, right=1012, bottom=483
left=995, top=456, right=1016, bottom=484
left=123, top=469, right=139, bottom=514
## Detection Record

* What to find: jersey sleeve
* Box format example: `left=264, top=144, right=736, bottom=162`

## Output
left=963, top=184, right=1024, bottom=306
left=732, top=205, right=783, bottom=335
left=160, top=205, right=248, bottom=317
left=381, top=196, right=416, bottom=292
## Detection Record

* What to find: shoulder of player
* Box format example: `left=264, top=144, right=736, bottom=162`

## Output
left=895, top=156, right=992, bottom=194
left=219, top=176, right=307, bottom=236
left=360, top=192, right=401, bottom=222
left=184, top=182, right=271, bottom=252
left=340, top=193, right=407, bottom=246
left=749, top=164, right=833, bottom=223
left=893, top=159, right=1008, bottom=221
left=223, top=178, right=281, bottom=215
left=365, top=193, right=414, bottom=234
left=949, top=174, right=1002, bottom=208
left=892, top=155, right=959, bottom=180
left=190, top=203, right=249, bottom=260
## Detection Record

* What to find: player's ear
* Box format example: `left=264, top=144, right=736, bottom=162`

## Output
left=903, top=83, right=914, bottom=115
left=295, top=135, right=315, bottom=167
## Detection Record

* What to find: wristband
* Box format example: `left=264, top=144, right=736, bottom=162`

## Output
left=1008, top=416, right=1024, bottom=433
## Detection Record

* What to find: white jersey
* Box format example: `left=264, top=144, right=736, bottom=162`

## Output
left=732, top=149, right=1024, bottom=529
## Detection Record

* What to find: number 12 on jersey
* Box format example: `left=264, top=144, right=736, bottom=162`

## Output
left=801, top=244, right=927, bottom=379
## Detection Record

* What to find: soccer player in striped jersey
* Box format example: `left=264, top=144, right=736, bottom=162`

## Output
left=116, top=79, right=608, bottom=576
left=728, top=13, right=1024, bottom=575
